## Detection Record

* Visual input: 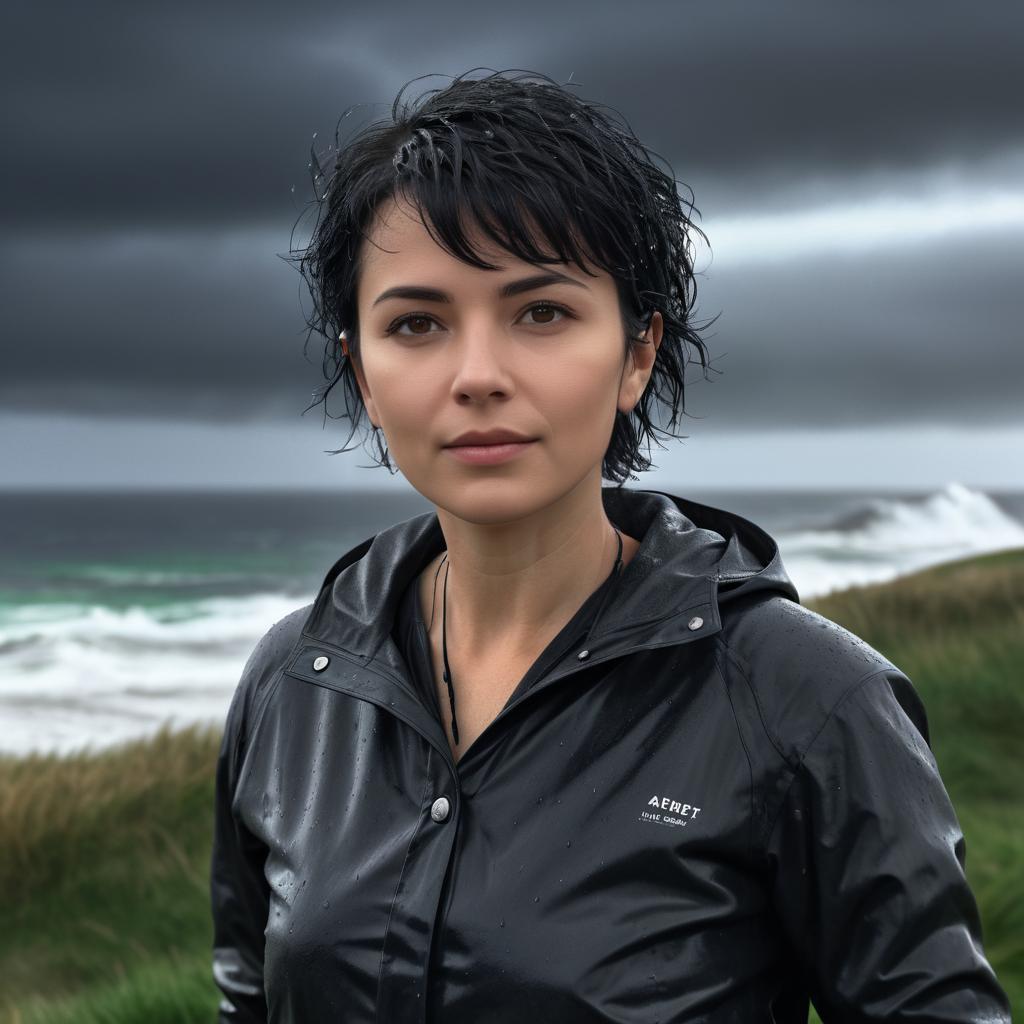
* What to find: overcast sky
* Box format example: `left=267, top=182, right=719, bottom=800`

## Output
left=2, top=0, right=1022, bottom=489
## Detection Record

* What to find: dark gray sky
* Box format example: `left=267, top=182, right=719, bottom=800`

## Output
left=2, top=0, right=1022, bottom=487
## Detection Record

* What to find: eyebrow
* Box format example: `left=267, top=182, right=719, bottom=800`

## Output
left=372, top=271, right=589, bottom=308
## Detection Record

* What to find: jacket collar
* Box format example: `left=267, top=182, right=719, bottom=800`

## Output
left=301, top=486, right=799, bottom=670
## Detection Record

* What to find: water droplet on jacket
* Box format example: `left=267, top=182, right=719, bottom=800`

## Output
left=566, top=840, right=572, bottom=848
left=322, top=900, right=330, bottom=909
left=499, top=918, right=505, bottom=927
left=533, top=896, right=540, bottom=903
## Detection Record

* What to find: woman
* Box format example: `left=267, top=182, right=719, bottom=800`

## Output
left=210, top=69, right=1010, bottom=1022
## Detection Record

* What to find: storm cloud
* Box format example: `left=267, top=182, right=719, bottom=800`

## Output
left=1, top=0, right=1021, bottom=470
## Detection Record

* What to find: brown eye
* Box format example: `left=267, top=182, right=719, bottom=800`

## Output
left=387, top=314, right=439, bottom=336
left=520, top=302, right=572, bottom=326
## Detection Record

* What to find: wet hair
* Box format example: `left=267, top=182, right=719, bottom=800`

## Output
left=286, top=67, right=718, bottom=485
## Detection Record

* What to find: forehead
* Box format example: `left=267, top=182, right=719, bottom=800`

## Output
left=357, top=194, right=604, bottom=292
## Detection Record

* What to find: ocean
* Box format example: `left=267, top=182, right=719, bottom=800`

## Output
left=3, top=482, right=1023, bottom=758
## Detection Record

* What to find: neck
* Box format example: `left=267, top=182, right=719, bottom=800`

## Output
left=423, top=479, right=636, bottom=656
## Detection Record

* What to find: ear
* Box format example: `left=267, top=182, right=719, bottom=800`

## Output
left=617, top=311, right=664, bottom=414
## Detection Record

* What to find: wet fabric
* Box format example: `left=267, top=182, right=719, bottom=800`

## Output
left=209, top=485, right=1012, bottom=1023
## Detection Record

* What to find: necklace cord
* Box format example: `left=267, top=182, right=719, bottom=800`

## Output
left=435, top=525, right=624, bottom=751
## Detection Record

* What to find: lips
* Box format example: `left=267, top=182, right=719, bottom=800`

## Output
left=448, top=440, right=532, bottom=447
left=451, top=441, right=532, bottom=448
left=445, top=431, right=536, bottom=447
left=444, top=439, right=536, bottom=465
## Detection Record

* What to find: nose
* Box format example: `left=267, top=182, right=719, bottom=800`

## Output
left=447, top=323, right=517, bottom=399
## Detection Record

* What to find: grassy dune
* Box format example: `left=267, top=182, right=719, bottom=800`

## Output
left=2, top=550, right=1021, bottom=1022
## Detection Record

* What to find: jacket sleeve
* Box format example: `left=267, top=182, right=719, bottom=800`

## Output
left=209, top=642, right=276, bottom=1022
left=765, top=666, right=1011, bottom=1022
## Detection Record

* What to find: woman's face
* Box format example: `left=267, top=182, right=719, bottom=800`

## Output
left=351, top=195, right=661, bottom=523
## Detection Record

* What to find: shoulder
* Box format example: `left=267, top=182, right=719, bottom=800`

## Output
left=216, top=601, right=313, bottom=792
left=225, top=602, right=314, bottom=736
left=715, top=593, right=925, bottom=762
left=242, top=603, right=314, bottom=681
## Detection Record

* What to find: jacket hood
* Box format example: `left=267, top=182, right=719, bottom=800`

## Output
left=302, top=486, right=799, bottom=666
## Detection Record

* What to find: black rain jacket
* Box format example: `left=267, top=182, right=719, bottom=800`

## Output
left=210, top=486, right=1011, bottom=1022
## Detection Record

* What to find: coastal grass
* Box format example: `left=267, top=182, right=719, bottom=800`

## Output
left=0, top=723, right=221, bottom=1023
left=2, top=549, right=1021, bottom=1022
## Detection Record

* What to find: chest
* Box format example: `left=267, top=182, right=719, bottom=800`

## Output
left=244, top=647, right=779, bottom=1023
left=424, top=640, right=543, bottom=763
left=416, top=566, right=571, bottom=763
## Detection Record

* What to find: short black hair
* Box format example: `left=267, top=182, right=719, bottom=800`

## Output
left=287, top=67, right=718, bottom=485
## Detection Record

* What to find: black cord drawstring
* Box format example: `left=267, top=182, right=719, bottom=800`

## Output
left=431, top=525, right=624, bottom=751
left=428, top=553, right=457, bottom=743
left=440, top=559, right=460, bottom=745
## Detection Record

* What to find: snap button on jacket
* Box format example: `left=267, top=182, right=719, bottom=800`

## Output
left=209, top=487, right=1011, bottom=1022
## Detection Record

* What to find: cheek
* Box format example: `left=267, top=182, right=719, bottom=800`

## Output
left=365, top=360, right=433, bottom=427
left=541, top=350, right=621, bottom=423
